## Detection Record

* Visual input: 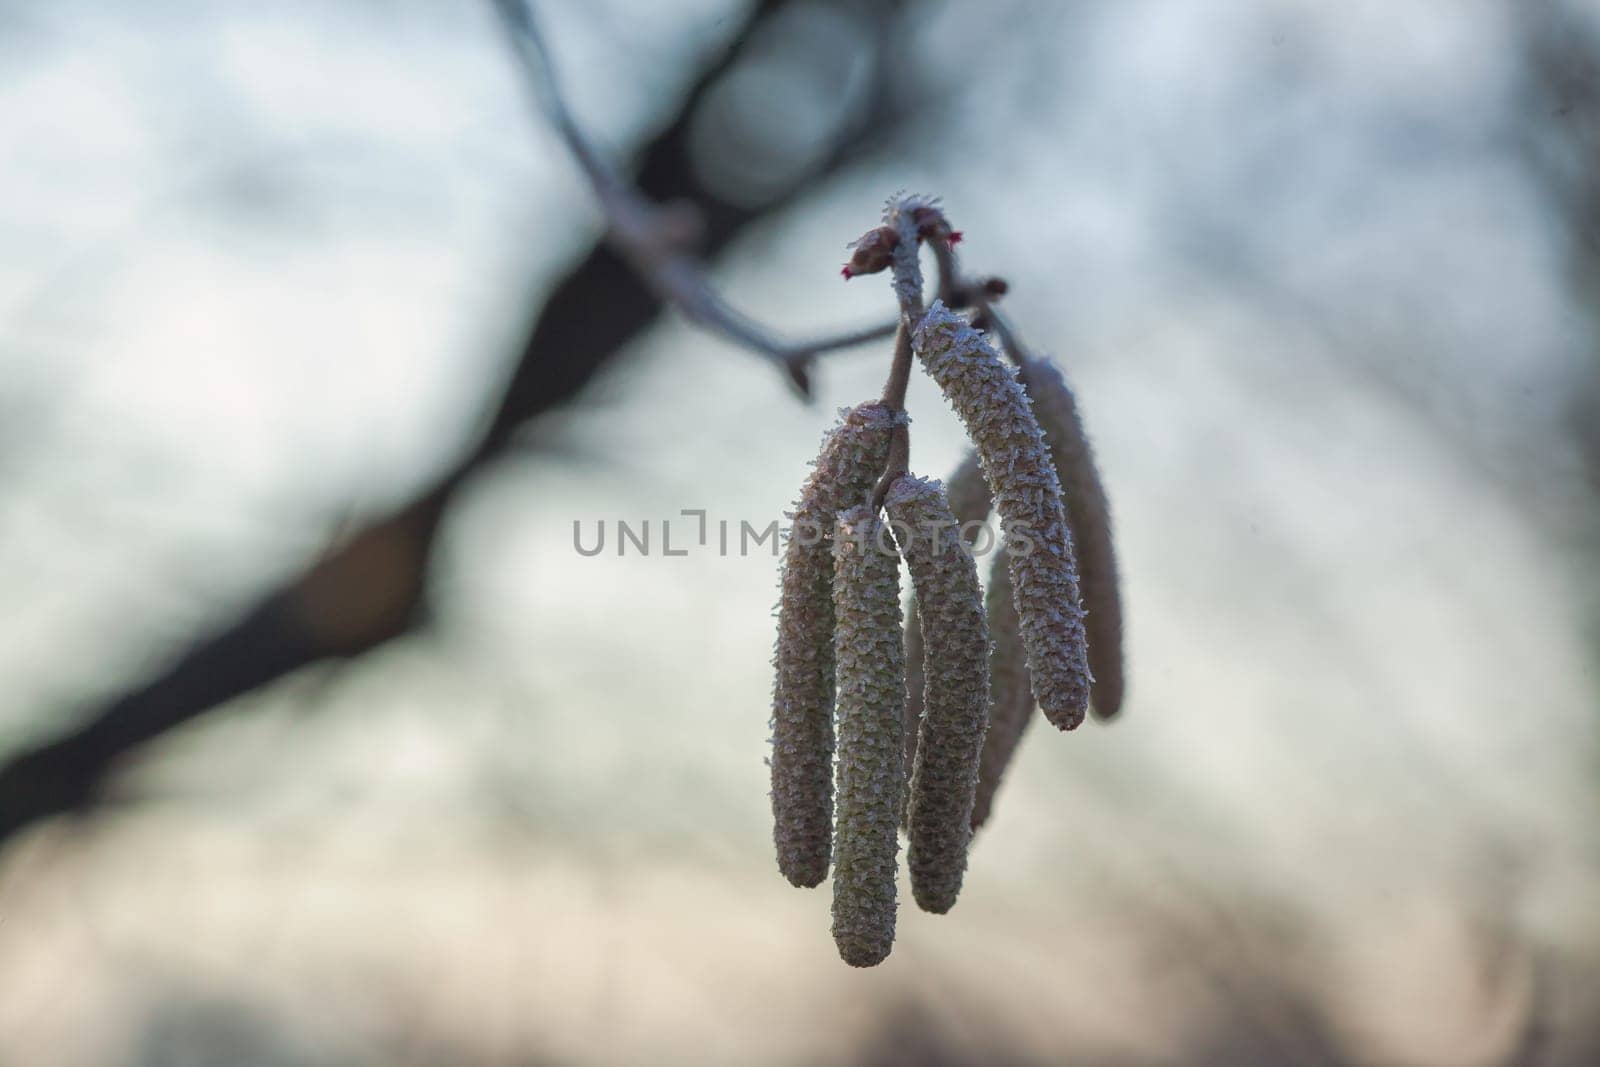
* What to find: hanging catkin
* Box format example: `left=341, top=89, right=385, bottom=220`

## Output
left=1018, top=355, right=1125, bottom=721
left=885, top=475, right=989, bottom=914
left=913, top=302, right=1092, bottom=730
left=970, top=546, right=1035, bottom=830
left=771, top=402, right=900, bottom=888
left=901, top=600, right=926, bottom=820
left=901, top=451, right=991, bottom=803
left=830, top=505, right=905, bottom=967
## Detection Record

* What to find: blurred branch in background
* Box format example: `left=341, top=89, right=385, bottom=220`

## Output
left=0, top=0, right=926, bottom=848
left=489, top=0, right=898, bottom=396
left=1516, top=0, right=1600, bottom=497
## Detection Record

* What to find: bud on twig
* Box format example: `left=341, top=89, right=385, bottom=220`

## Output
left=772, top=402, right=901, bottom=888
left=885, top=476, right=989, bottom=914
left=830, top=505, right=905, bottom=967
left=842, top=225, right=900, bottom=280
left=913, top=303, right=1092, bottom=730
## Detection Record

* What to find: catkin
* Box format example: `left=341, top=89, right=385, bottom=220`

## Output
left=913, top=302, right=1092, bottom=730
left=902, top=451, right=991, bottom=803
left=830, top=505, right=905, bottom=967
left=901, top=599, right=926, bottom=818
left=970, top=547, right=1035, bottom=830
left=772, top=402, right=900, bottom=888
left=1018, top=356, right=1125, bottom=720
left=886, top=476, right=989, bottom=914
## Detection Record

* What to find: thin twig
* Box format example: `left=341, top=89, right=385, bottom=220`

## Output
left=868, top=196, right=931, bottom=508
left=984, top=305, right=1030, bottom=363
left=929, top=235, right=961, bottom=306
left=489, top=0, right=898, bottom=398
left=878, top=318, right=916, bottom=411
left=925, top=229, right=1031, bottom=362
left=870, top=319, right=915, bottom=510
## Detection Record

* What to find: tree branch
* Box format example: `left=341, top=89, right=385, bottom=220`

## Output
left=0, top=0, right=923, bottom=848
left=489, top=0, right=898, bottom=398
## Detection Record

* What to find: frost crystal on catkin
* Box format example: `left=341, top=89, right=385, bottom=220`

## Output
left=913, top=302, right=1092, bottom=730
left=886, top=476, right=989, bottom=914
left=830, top=505, right=905, bottom=967
left=772, top=402, right=900, bottom=888
left=902, top=451, right=991, bottom=806
left=1018, top=356, right=1125, bottom=720
left=881, top=192, right=933, bottom=308
left=971, top=547, right=1035, bottom=830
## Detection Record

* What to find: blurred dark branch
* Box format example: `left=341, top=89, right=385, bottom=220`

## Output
left=1515, top=0, right=1600, bottom=494
left=0, top=0, right=921, bottom=847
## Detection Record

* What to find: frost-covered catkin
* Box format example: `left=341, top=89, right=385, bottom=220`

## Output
left=970, top=547, right=1035, bottom=830
left=830, top=505, right=905, bottom=967
left=1019, top=356, right=1125, bottom=721
left=772, top=403, right=899, bottom=888
left=913, top=302, right=1092, bottom=730
left=886, top=476, right=989, bottom=914
left=901, top=600, right=926, bottom=815
left=902, top=450, right=992, bottom=792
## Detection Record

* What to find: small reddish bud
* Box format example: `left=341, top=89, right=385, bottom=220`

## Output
left=845, top=225, right=900, bottom=277
left=948, top=231, right=964, bottom=245
left=841, top=265, right=854, bottom=280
